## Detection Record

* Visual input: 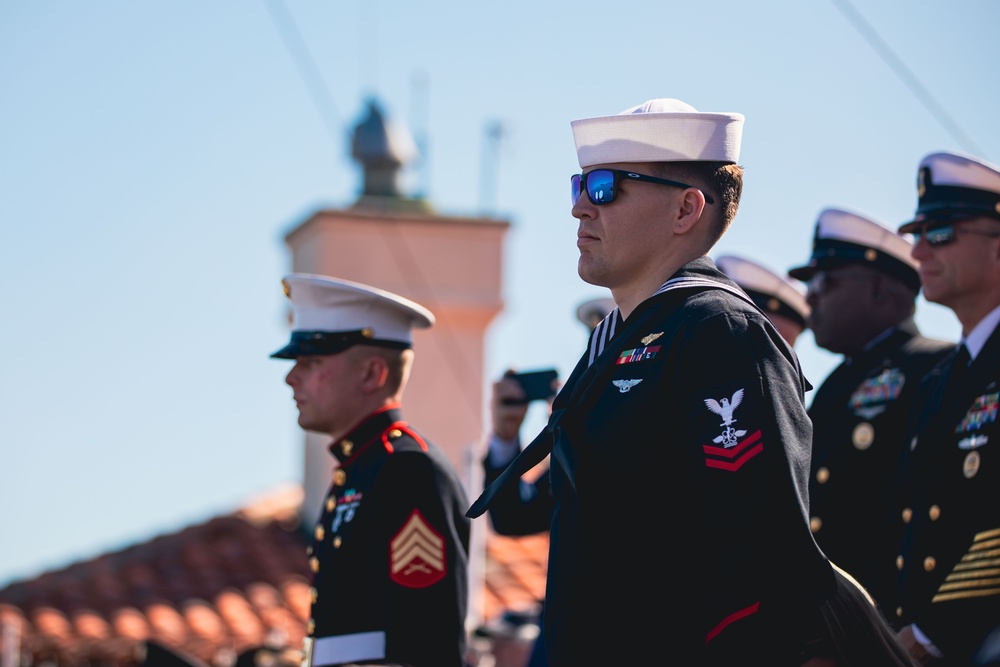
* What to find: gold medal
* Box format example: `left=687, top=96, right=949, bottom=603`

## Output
left=853, top=422, right=874, bottom=450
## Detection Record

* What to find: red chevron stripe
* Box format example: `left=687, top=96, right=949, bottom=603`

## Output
left=705, top=601, right=760, bottom=644
left=705, top=443, right=763, bottom=471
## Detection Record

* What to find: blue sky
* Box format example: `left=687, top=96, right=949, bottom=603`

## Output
left=1, top=0, right=996, bottom=587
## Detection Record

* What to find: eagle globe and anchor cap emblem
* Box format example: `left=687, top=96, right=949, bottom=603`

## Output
left=705, top=388, right=747, bottom=448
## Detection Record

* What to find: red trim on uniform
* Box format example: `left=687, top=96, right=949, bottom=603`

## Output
left=705, top=601, right=760, bottom=644
left=381, top=421, right=428, bottom=453
left=702, top=429, right=762, bottom=458
left=334, top=403, right=402, bottom=462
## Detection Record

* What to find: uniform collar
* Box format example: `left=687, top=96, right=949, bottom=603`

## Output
left=329, top=403, right=403, bottom=463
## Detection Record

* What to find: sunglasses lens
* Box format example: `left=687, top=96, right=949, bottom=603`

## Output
left=570, top=174, right=582, bottom=205
left=587, top=169, right=615, bottom=205
left=925, top=225, right=955, bottom=247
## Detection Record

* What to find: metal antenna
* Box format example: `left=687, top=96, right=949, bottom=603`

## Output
left=479, top=120, right=504, bottom=215
left=411, top=71, right=431, bottom=199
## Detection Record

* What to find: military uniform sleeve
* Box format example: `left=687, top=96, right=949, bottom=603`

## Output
left=675, top=309, right=832, bottom=662
left=368, top=448, right=470, bottom=667
left=482, top=445, right=554, bottom=536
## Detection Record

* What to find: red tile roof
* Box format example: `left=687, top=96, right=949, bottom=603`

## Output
left=0, top=484, right=549, bottom=667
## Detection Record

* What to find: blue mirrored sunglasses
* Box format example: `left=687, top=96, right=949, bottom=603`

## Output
left=914, top=221, right=1000, bottom=248
left=570, top=168, right=715, bottom=206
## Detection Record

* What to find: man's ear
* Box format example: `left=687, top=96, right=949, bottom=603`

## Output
left=673, top=189, right=709, bottom=235
left=360, top=355, right=389, bottom=392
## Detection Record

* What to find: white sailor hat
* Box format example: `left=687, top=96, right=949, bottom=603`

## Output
left=270, top=273, right=435, bottom=359
left=575, top=296, right=617, bottom=330
left=898, top=151, right=1000, bottom=233
left=716, top=255, right=810, bottom=328
left=571, top=98, right=744, bottom=169
left=787, top=208, right=921, bottom=291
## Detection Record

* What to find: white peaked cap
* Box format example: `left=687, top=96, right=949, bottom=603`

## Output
left=571, top=98, right=744, bottom=168
left=788, top=208, right=920, bottom=291
left=716, top=255, right=810, bottom=326
left=575, top=297, right=617, bottom=330
left=899, top=151, right=1000, bottom=232
left=270, top=273, right=434, bottom=359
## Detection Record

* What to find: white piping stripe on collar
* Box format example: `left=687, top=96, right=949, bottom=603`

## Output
left=312, top=631, right=386, bottom=666
left=588, top=306, right=620, bottom=367
left=586, top=277, right=756, bottom=368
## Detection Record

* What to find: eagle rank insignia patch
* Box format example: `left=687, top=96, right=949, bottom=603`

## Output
left=701, top=388, right=763, bottom=471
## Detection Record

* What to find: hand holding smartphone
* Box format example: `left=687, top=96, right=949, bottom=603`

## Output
left=501, top=368, right=559, bottom=405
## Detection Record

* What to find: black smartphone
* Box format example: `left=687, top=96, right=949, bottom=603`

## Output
left=503, top=369, right=558, bottom=405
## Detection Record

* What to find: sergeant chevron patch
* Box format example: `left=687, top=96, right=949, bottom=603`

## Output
left=390, top=510, right=446, bottom=588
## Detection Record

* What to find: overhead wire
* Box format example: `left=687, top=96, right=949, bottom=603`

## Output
left=263, top=0, right=345, bottom=150
left=262, top=0, right=485, bottom=420
left=829, top=0, right=988, bottom=159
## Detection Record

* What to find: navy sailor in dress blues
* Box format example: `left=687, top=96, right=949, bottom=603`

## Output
left=468, top=98, right=835, bottom=666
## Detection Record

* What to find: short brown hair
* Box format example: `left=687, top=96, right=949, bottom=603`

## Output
left=656, top=161, right=744, bottom=244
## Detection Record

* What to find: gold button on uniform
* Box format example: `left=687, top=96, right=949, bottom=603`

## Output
left=964, top=451, right=981, bottom=478
left=307, top=619, right=315, bottom=635
left=852, top=422, right=874, bottom=450
left=310, top=587, right=318, bottom=603
left=816, top=467, right=830, bottom=484
left=314, top=525, right=325, bottom=541
left=924, top=557, right=936, bottom=572
left=929, top=505, right=941, bottom=521
left=326, top=497, right=336, bottom=512
left=309, top=557, right=320, bottom=573
left=896, top=607, right=903, bottom=618
left=334, top=469, right=347, bottom=486
left=902, top=508, right=912, bottom=523
left=388, top=429, right=402, bottom=438
left=896, top=555, right=904, bottom=571
left=341, top=439, right=353, bottom=456
left=333, top=536, right=342, bottom=548
left=810, top=517, right=822, bottom=533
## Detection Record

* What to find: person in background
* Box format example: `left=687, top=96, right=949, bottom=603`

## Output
left=270, top=274, right=471, bottom=667
left=476, top=296, right=610, bottom=667
left=469, top=97, right=836, bottom=665
left=889, top=151, right=1000, bottom=666
left=715, top=254, right=810, bottom=347
left=786, top=208, right=953, bottom=617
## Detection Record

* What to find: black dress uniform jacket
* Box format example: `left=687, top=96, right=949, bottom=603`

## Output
left=807, top=317, right=951, bottom=611
left=889, top=321, right=1000, bottom=664
left=469, top=258, right=835, bottom=666
left=306, top=404, right=470, bottom=667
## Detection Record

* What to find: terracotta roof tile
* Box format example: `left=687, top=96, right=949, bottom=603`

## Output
left=0, top=483, right=550, bottom=667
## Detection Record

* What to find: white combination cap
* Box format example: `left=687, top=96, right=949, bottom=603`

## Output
left=571, top=98, right=744, bottom=169
left=716, top=255, right=809, bottom=327
left=270, top=273, right=434, bottom=359
left=898, top=151, right=1000, bottom=233
left=788, top=208, right=920, bottom=291
left=575, top=296, right=617, bottom=330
